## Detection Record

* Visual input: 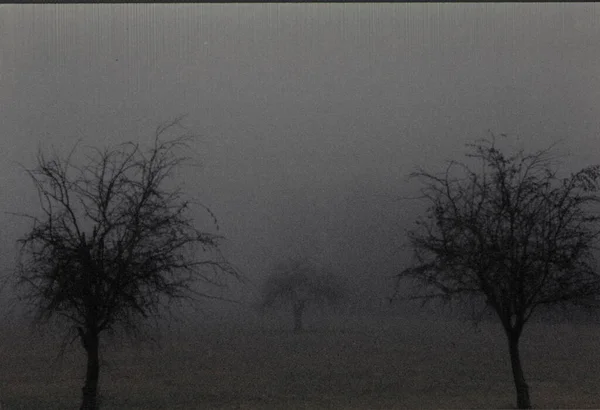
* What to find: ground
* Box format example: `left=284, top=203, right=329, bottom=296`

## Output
left=0, top=309, right=599, bottom=409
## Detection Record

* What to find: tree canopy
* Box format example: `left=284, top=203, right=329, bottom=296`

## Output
left=13, top=120, right=237, bottom=409
left=262, top=257, right=343, bottom=331
left=396, top=137, right=600, bottom=408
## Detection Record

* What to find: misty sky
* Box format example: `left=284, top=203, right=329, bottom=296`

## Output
left=1, top=4, right=600, bottom=305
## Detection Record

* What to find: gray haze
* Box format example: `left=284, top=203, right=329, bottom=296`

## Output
left=1, top=4, right=600, bottom=312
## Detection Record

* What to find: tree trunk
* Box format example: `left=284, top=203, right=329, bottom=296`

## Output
left=508, top=333, right=531, bottom=409
left=293, top=301, right=305, bottom=332
left=79, top=329, right=100, bottom=410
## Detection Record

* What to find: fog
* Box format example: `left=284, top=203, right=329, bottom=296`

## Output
left=1, top=4, right=600, bottom=318
left=4, top=4, right=600, bottom=409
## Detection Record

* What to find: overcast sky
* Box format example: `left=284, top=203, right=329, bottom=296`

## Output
left=1, top=4, right=600, bottom=305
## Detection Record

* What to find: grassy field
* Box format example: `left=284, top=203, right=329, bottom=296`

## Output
left=1, top=309, right=599, bottom=409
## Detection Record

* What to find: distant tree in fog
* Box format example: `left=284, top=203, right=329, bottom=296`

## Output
left=262, top=257, right=343, bottom=332
left=12, top=118, right=237, bottom=410
left=394, top=136, right=600, bottom=409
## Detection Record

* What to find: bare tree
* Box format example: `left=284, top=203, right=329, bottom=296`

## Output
left=394, top=136, right=600, bottom=409
left=262, top=257, right=343, bottom=332
left=13, top=120, right=237, bottom=410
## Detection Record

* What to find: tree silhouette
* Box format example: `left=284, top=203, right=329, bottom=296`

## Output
left=13, top=119, right=237, bottom=410
left=262, top=257, right=343, bottom=332
left=395, top=136, right=600, bottom=409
